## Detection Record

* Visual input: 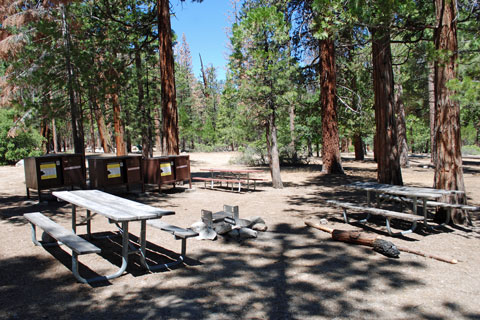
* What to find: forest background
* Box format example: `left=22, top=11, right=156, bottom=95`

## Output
left=0, top=1, right=479, bottom=193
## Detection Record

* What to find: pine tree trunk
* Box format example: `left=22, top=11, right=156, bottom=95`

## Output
left=111, top=92, right=126, bottom=156
left=88, top=103, right=96, bottom=152
left=265, top=122, right=273, bottom=174
left=158, top=0, right=179, bottom=155
left=41, top=119, right=49, bottom=154
left=428, top=62, right=436, bottom=163
left=372, top=27, right=402, bottom=185
left=353, top=133, right=364, bottom=161
left=395, top=82, right=410, bottom=168
left=154, top=108, right=162, bottom=152
left=320, top=38, right=344, bottom=174
left=125, top=107, right=132, bottom=154
left=268, top=108, right=283, bottom=189
left=433, top=0, right=466, bottom=223
left=52, top=119, right=58, bottom=153
left=136, top=48, right=151, bottom=158
left=91, top=94, right=110, bottom=153
left=289, top=103, right=297, bottom=160
left=62, top=4, right=84, bottom=155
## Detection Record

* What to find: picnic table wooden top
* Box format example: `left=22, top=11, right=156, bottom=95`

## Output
left=346, top=181, right=447, bottom=199
left=200, top=168, right=263, bottom=173
left=53, top=190, right=175, bottom=222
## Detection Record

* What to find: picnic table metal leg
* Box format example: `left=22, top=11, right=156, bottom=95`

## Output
left=28, top=223, right=63, bottom=247
left=341, top=208, right=370, bottom=224
left=385, top=217, right=418, bottom=236
left=72, top=205, right=76, bottom=233
left=139, top=220, right=186, bottom=271
left=412, top=196, right=418, bottom=216
left=422, top=197, right=428, bottom=227
left=29, top=223, right=41, bottom=246
left=71, top=221, right=129, bottom=284
left=72, top=206, right=98, bottom=240
left=86, top=210, right=91, bottom=238
left=342, top=208, right=350, bottom=223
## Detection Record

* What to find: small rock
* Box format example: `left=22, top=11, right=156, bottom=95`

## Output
left=252, top=223, right=267, bottom=231
left=247, top=217, right=268, bottom=231
left=319, top=218, right=328, bottom=225
left=238, top=228, right=257, bottom=239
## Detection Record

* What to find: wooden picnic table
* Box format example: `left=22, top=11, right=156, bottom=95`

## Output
left=194, top=168, right=264, bottom=192
left=52, top=189, right=176, bottom=282
left=346, top=181, right=462, bottom=227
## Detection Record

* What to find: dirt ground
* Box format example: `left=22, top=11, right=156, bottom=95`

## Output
left=1, top=152, right=479, bottom=320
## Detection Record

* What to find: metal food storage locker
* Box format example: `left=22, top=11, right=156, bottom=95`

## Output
left=24, top=153, right=86, bottom=201
left=88, top=155, right=144, bottom=192
left=143, top=155, right=191, bottom=191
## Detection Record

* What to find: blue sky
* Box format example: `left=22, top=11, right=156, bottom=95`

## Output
left=170, top=1, right=234, bottom=81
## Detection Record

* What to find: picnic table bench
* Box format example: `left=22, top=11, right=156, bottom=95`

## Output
left=24, top=190, right=197, bottom=283
left=326, top=200, right=425, bottom=236
left=24, top=212, right=102, bottom=282
left=193, top=168, right=264, bottom=192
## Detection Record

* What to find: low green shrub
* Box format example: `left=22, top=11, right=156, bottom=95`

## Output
left=0, top=109, right=43, bottom=165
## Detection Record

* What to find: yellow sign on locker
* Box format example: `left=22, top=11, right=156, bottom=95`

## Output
left=107, top=163, right=121, bottom=178
left=160, top=163, right=172, bottom=176
left=40, top=162, right=57, bottom=180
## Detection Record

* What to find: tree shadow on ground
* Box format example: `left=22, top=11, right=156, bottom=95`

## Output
left=30, top=231, right=203, bottom=288
left=2, top=223, right=477, bottom=319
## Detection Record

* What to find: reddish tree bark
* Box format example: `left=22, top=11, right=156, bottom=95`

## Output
left=110, top=91, right=126, bottom=156
left=320, top=38, right=344, bottom=174
left=353, top=134, right=364, bottom=161
left=154, top=107, right=162, bottom=151
left=433, top=0, right=465, bottom=222
left=372, top=27, right=402, bottom=185
left=91, top=94, right=111, bottom=153
left=428, top=62, right=436, bottom=163
left=158, top=0, right=179, bottom=155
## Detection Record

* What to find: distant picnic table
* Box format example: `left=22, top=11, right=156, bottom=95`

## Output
left=193, top=168, right=264, bottom=192
left=325, top=181, right=478, bottom=236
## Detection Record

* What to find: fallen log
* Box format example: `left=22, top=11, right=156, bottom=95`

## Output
left=305, top=221, right=399, bottom=258
left=305, top=220, right=457, bottom=264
